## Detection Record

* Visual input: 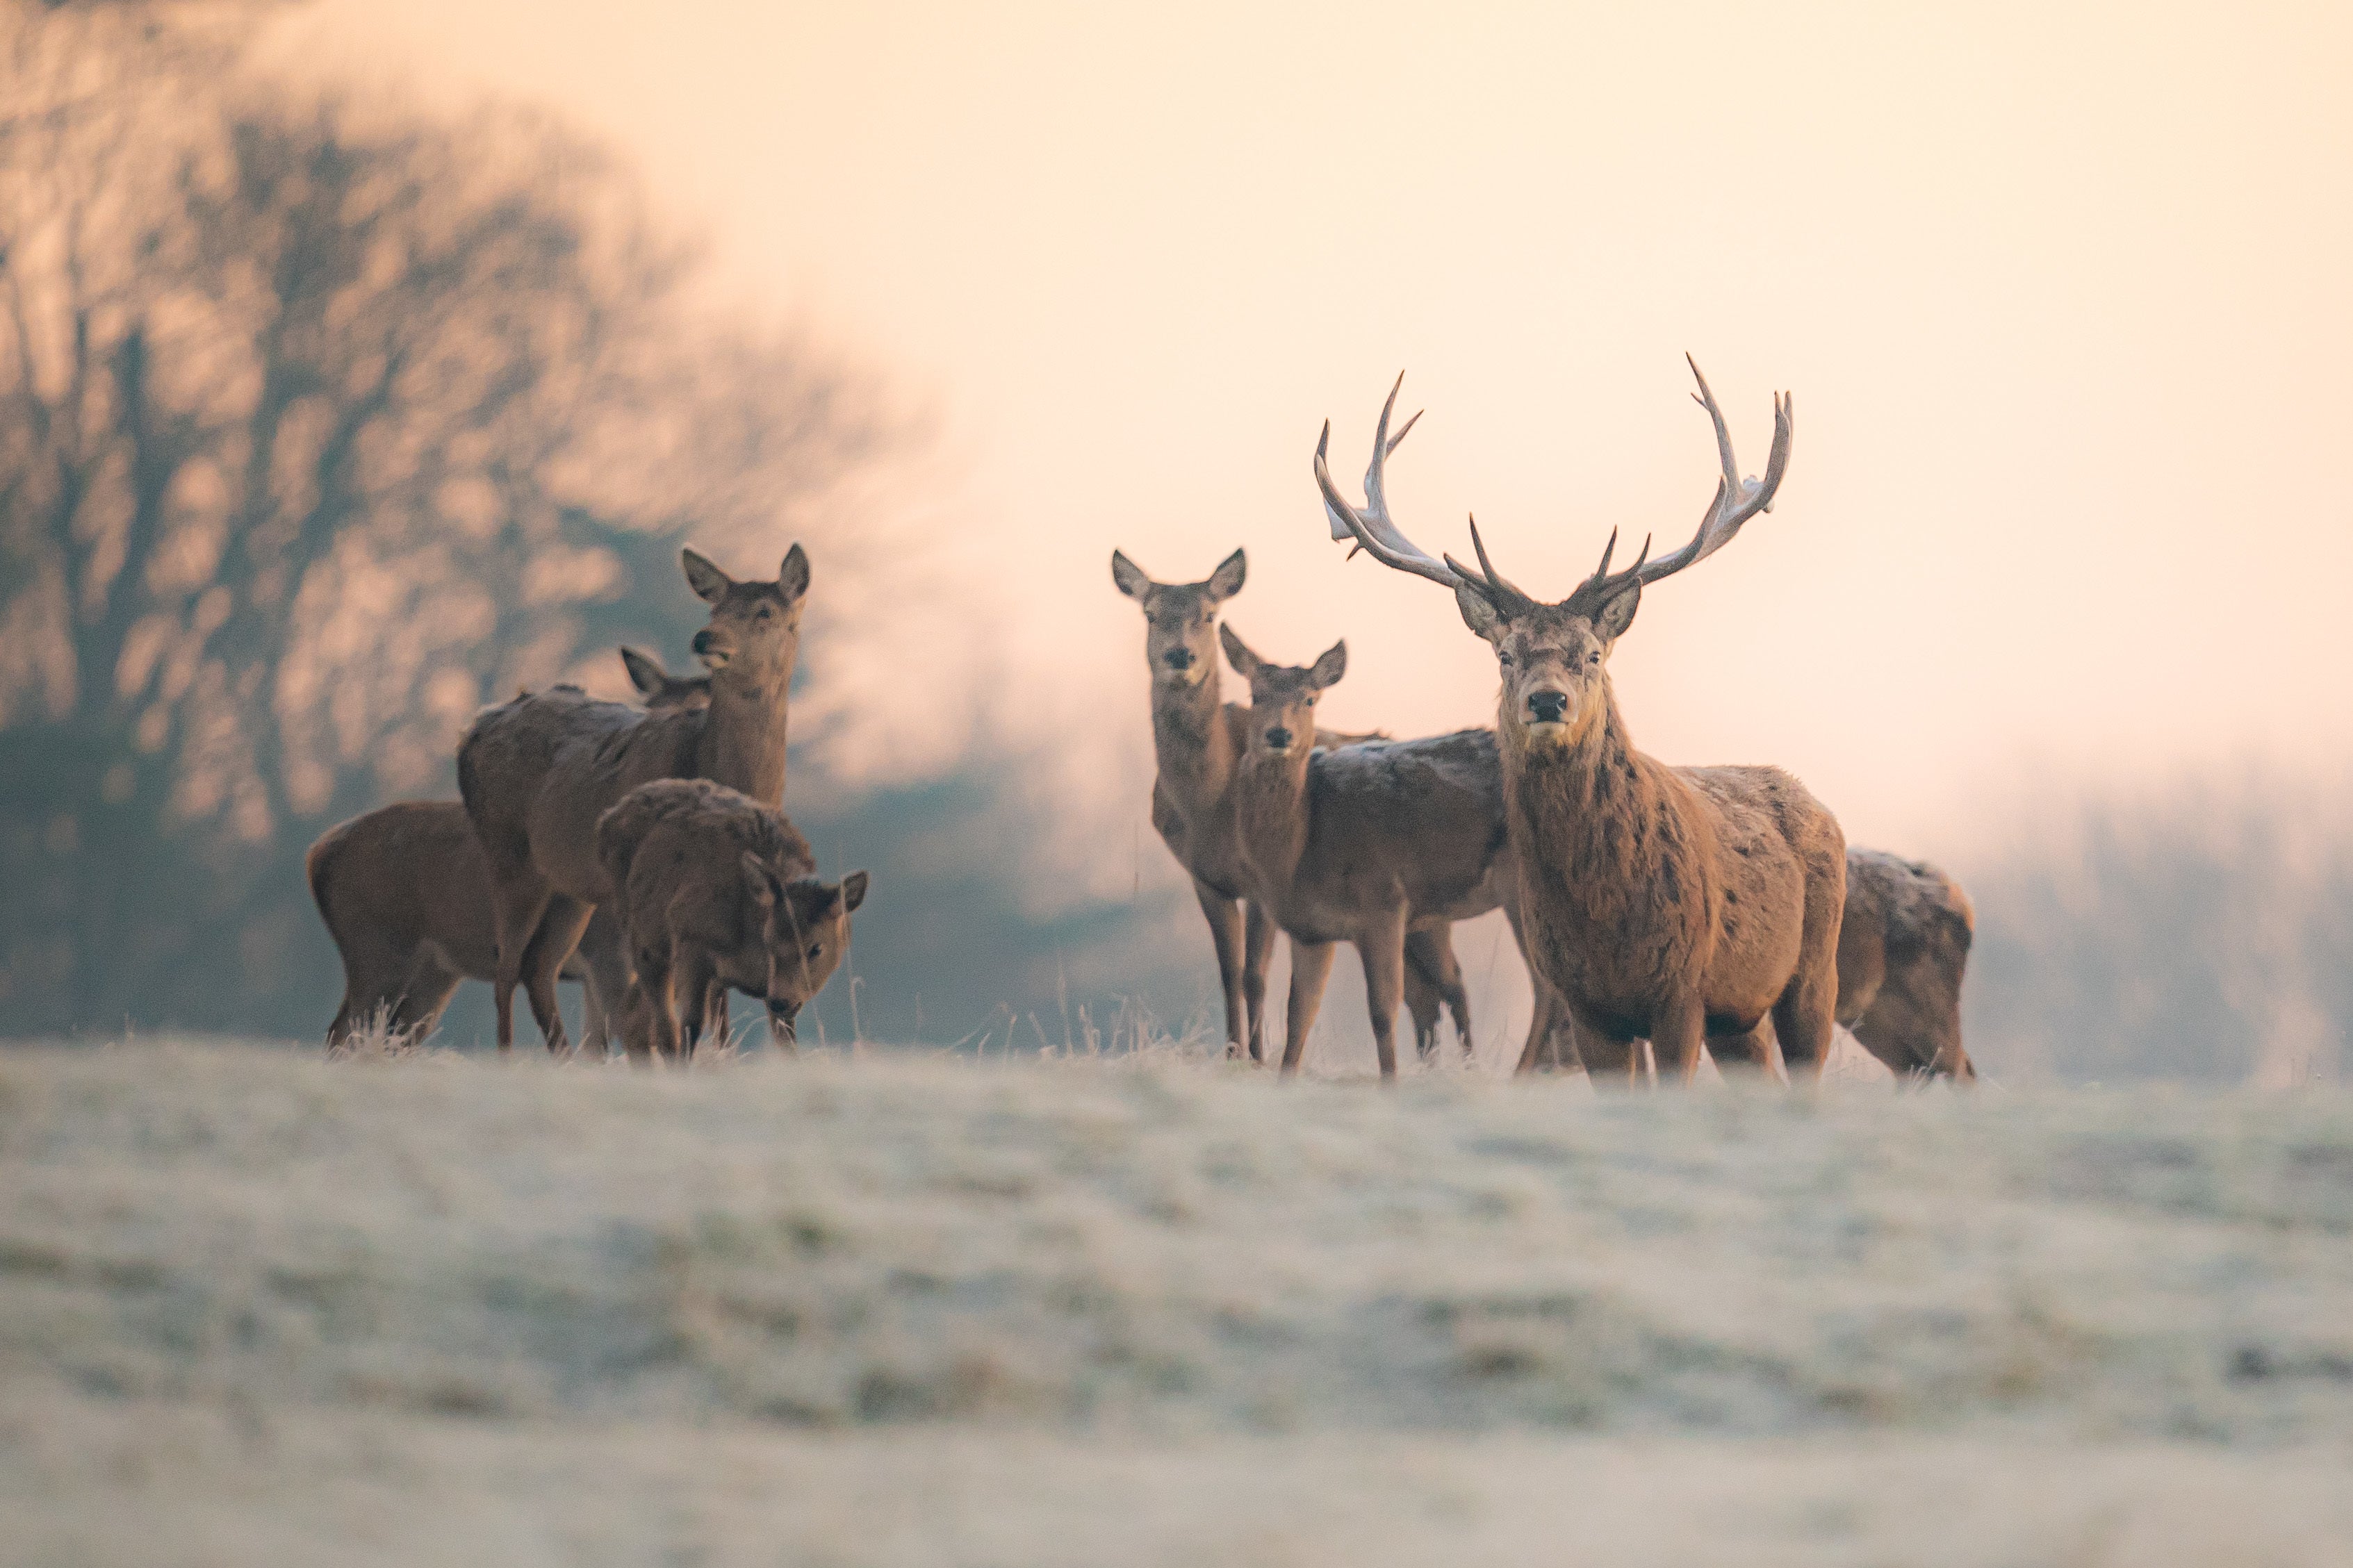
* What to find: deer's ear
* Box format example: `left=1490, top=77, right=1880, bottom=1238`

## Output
left=1592, top=579, right=1641, bottom=643
left=619, top=646, right=665, bottom=696
left=1218, top=622, right=1261, bottom=678
left=1308, top=639, right=1347, bottom=689
left=778, top=543, right=812, bottom=602
left=682, top=549, right=733, bottom=604
left=1203, top=548, right=1246, bottom=602
left=839, top=870, right=869, bottom=914
left=1456, top=584, right=1505, bottom=643
left=1110, top=550, right=1152, bottom=599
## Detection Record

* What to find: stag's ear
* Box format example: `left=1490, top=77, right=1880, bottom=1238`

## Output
left=839, top=870, right=869, bottom=914
left=619, top=646, right=666, bottom=696
left=741, top=852, right=778, bottom=907
left=1308, top=639, right=1347, bottom=689
left=1218, top=622, right=1261, bottom=679
left=1592, top=578, right=1641, bottom=643
left=778, top=543, right=812, bottom=602
left=683, top=549, right=733, bottom=603
left=1203, top=547, right=1246, bottom=602
left=1456, top=584, right=1505, bottom=643
left=1110, top=550, right=1152, bottom=599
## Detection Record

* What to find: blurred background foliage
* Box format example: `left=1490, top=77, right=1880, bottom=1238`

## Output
left=1, top=1, right=2344, bottom=1082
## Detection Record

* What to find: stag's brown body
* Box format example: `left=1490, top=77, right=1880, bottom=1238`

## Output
left=596, top=777, right=865, bottom=1059
left=1835, top=848, right=1976, bottom=1080
left=1318, top=364, right=1844, bottom=1084
left=459, top=547, right=807, bottom=1053
left=308, top=650, right=710, bottom=1053
left=1113, top=548, right=1471, bottom=1062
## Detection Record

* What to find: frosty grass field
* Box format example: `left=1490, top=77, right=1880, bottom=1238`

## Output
left=3, top=1036, right=2351, bottom=1567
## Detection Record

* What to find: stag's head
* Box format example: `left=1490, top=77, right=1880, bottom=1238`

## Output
left=1314, top=362, right=1792, bottom=750
left=682, top=545, right=811, bottom=689
left=1111, top=547, right=1247, bottom=690
left=740, top=857, right=869, bottom=1043
left=1220, top=625, right=1345, bottom=759
left=618, top=646, right=713, bottom=713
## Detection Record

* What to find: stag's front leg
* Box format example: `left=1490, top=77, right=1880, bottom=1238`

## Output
left=1279, top=939, right=1337, bottom=1078
left=1652, top=990, right=1707, bottom=1087
left=1358, top=909, right=1409, bottom=1081
left=1241, top=900, right=1276, bottom=1064
left=1194, top=880, right=1249, bottom=1060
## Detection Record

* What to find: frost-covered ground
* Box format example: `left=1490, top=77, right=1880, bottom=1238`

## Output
left=3, top=1041, right=2351, bottom=1567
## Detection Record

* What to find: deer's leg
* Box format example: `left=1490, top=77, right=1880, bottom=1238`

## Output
left=1359, top=911, right=1410, bottom=1081
left=488, top=879, right=555, bottom=1053
left=1193, top=880, right=1249, bottom=1060
left=1775, top=849, right=1848, bottom=1087
left=519, top=896, right=595, bottom=1055
left=391, top=952, right=464, bottom=1046
left=675, top=951, right=719, bottom=1063
left=1279, top=939, right=1337, bottom=1078
left=572, top=913, right=634, bottom=1060
left=702, top=980, right=730, bottom=1050
left=1241, top=900, right=1276, bottom=1064
left=1652, top=991, right=1707, bottom=1087
left=1404, top=925, right=1471, bottom=1061
left=634, top=944, right=679, bottom=1064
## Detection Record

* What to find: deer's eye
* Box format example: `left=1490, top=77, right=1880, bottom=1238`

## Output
left=1587, top=650, right=1601, bottom=665
left=805, top=943, right=822, bottom=960
left=1498, top=651, right=1514, bottom=667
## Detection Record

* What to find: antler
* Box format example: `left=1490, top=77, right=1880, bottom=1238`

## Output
left=1315, top=375, right=1538, bottom=612
left=1630, top=355, right=1794, bottom=588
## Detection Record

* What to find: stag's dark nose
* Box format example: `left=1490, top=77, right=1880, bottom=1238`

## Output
left=1265, top=726, right=1293, bottom=750
left=1526, top=689, right=1569, bottom=724
left=691, top=629, right=714, bottom=655
left=1163, top=647, right=1194, bottom=670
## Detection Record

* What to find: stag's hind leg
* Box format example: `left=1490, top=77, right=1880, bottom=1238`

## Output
left=1707, top=1020, right=1787, bottom=1087
left=1775, top=841, right=1848, bottom=1086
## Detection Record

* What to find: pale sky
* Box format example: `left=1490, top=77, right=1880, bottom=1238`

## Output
left=276, top=0, right=2353, bottom=859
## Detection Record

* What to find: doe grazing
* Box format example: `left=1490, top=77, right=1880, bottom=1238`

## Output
left=596, top=777, right=867, bottom=1059
left=307, top=648, right=709, bottom=1053
left=1319, top=362, right=1846, bottom=1087
left=458, top=545, right=808, bottom=1053
left=1112, top=546, right=1470, bottom=1062
left=1835, top=848, right=1976, bottom=1082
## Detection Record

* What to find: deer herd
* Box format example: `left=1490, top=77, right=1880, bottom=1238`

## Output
left=309, top=356, right=1975, bottom=1087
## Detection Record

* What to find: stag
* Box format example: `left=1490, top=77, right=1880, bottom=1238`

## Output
left=459, top=546, right=807, bottom=1053
left=1317, top=363, right=1845, bottom=1084
left=308, top=648, right=709, bottom=1053
left=1111, top=547, right=1473, bottom=1062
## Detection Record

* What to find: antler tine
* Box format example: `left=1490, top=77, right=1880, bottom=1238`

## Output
left=1314, top=381, right=1479, bottom=595
left=1635, top=357, right=1796, bottom=587
left=1442, top=515, right=1536, bottom=611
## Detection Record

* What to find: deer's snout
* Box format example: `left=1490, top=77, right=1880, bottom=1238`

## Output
left=1263, top=725, right=1294, bottom=750
left=1163, top=647, right=1194, bottom=671
left=691, top=629, right=713, bottom=655
left=1525, top=689, right=1569, bottom=725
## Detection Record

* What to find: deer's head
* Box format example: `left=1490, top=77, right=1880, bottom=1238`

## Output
left=741, top=857, right=869, bottom=1044
left=682, top=545, right=811, bottom=691
left=1220, top=625, right=1345, bottom=759
left=618, top=646, right=712, bottom=713
left=1313, top=363, right=1792, bottom=750
left=1111, top=547, right=1247, bottom=690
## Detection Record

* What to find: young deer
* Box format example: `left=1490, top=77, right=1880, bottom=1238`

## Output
left=1112, top=547, right=1470, bottom=1062
left=1220, top=627, right=1532, bottom=1079
left=459, top=546, right=807, bottom=1053
left=1318, top=363, right=1846, bottom=1085
left=309, top=648, right=710, bottom=1053
left=1835, top=848, right=1976, bottom=1082
left=596, top=777, right=867, bottom=1059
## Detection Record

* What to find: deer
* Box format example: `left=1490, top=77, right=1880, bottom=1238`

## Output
left=307, top=648, right=710, bottom=1053
left=1317, top=362, right=1846, bottom=1086
left=1835, top=848, right=1977, bottom=1082
left=1113, top=547, right=1476, bottom=1063
left=1219, top=624, right=1554, bottom=1079
left=596, top=777, right=868, bottom=1059
left=459, top=545, right=807, bottom=1053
